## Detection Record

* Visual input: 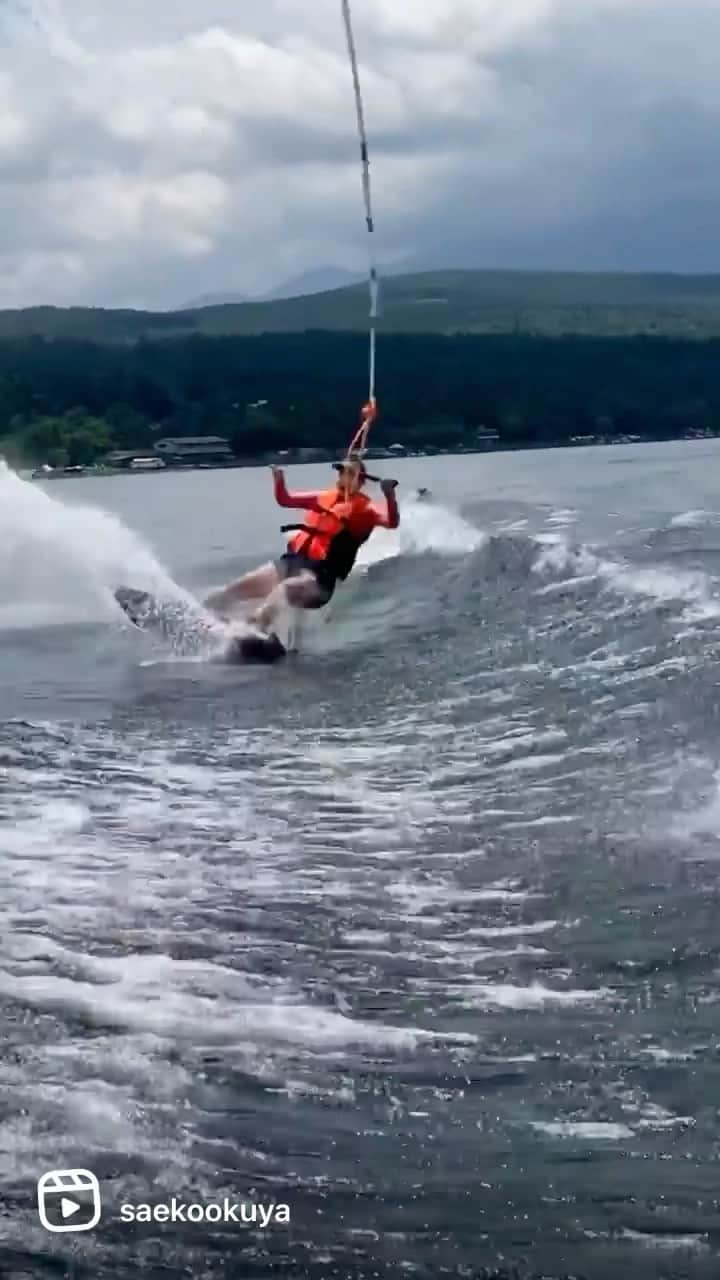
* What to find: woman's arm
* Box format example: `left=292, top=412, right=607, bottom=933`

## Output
left=272, top=467, right=323, bottom=512
left=370, top=479, right=399, bottom=529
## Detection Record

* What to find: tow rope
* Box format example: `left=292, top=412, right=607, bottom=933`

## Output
left=341, top=0, right=378, bottom=465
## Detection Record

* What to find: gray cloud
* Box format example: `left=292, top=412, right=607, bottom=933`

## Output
left=0, top=0, right=717, bottom=308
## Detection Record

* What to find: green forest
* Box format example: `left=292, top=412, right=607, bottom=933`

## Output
left=0, top=329, right=718, bottom=467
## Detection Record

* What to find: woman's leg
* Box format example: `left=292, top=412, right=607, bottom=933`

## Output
left=204, top=563, right=280, bottom=619
left=251, top=570, right=326, bottom=631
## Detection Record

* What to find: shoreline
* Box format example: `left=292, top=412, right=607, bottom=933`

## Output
left=21, top=429, right=720, bottom=480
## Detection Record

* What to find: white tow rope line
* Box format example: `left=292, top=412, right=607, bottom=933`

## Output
left=341, top=0, right=378, bottom=457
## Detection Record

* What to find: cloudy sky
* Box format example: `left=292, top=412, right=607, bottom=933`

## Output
left=0, top=0, right=717, bottom=309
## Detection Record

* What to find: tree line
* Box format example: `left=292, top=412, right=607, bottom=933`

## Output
left=0, top=331, right=718, bottom=466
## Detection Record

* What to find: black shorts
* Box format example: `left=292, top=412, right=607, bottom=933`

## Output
left=275, top=552, right=336, bottom=608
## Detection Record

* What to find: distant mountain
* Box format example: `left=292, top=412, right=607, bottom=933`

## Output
left=180, top=267, right=362, bottom=310
left=261, top=266, right=364, bottom=300
left=7, top=268, right=720, bottom=343
left=181, top=291, right=246, bottom=310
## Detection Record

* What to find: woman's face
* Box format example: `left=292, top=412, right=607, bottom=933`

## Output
left=337, top=463, right=365, bottom=495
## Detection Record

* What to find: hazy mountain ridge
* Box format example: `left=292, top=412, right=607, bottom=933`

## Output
left=5, top=268, right=720, bottom=343
left=181, top=265, right=365, bottom=310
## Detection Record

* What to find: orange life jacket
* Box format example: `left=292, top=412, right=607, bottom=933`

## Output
left=284, top=488, right=375, bottom=581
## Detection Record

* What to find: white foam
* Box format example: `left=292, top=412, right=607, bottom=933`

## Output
left=545, top=508, right=578, bottom=528
left=386, top=879, right=538, bottom=914
left=496, top=518, right=529, bottom=533
left=357, top=497, right=484, bottom=568
left=463, top=982, right=611, bottom=1009
left=621, top=1229, right=710, bottom=1252
left=531, top=1121, right=633, bottom=1140
left=604, top=562, right=713, bottom=610
left=481, top=729, right=569, bottom=758
left=467, top=920, right=559, bottom=938
left=503, top=815, right=576, bottom=828
left=0, top=966, right=429, bottom=1051
left=670, top=509, right=718, bottom=528
left=532, top=526, right=720, bottom=619
left=0, top=461, right=182, bottom=628
left=532, top=535, right=600, bottom=578
left=639, top=1045, right=696, bottom=1063
left=635, top=1103, right=694, bottom=1131
left=672, top=769, right=720, bottom=842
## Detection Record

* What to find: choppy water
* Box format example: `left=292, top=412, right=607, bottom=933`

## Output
left=3, top=442, right=720, bottom=1279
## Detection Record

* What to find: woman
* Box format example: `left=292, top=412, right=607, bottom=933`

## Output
left=204, top=456, right=400, bottom=632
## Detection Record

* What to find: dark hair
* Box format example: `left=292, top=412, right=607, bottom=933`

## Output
left=332, top=459, right=378, bottom=482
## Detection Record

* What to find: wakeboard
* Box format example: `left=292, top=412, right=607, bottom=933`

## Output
left=114, top=586, right=287, bottom=665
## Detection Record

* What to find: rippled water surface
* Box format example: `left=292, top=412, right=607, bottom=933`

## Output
left=3, top=443, right=720, bottom=1279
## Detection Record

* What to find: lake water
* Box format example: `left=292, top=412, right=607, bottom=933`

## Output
left=2, top=440, right=720, bottom=1278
